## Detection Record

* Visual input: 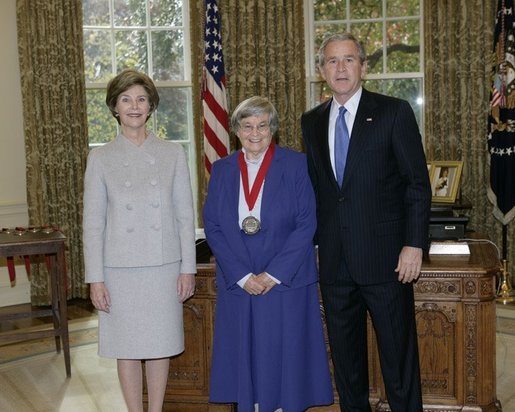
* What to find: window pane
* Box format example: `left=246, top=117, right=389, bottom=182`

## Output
left=152, top=30, right=185, bottom=81
left=350, top=0, right=381, bottom=19
left=364, top=78, right=423, bottom=126
left=350, top=22, right=383, bottom=74
left=83, top=30, right=113, bottom=82
left=83, top=0, right=110, bottom=26
left=113, top=0, right=146, bottom=27
left=310, top=81, right=333, bottom=107
left=311, top=78, right=423, bottom=127
left=86, top=89, right=118, bottom=145
left=314, top=0, right=346, bottom=21
left=387, top=0, right=420, bottom=17
left=115, top=30, right=148, bottom=72
left=386, top=20, right=420, bottom=73
left=150, top=0, right=183, bottom=26
left=314, top=23, right=348, bottom=64
left=155, top=87, right=190, bottom=141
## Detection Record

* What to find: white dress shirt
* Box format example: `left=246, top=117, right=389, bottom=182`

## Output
left=237, top=147, right=280, bottom=288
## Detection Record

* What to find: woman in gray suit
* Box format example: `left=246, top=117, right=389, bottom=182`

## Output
left=83, top=69, right=196, bottom=412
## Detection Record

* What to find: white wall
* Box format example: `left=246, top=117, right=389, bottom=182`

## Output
left=0, top=0, right=31, bottom=306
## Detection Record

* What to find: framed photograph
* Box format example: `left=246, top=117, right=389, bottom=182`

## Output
left=430, top=161, right=464, bottom=203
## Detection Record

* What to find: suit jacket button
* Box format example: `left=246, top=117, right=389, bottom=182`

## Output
left=126, top=227, right=134, bottom=233
left=126, top=203, right=133, bottom=210
left=338, top=197, right=345, bottom=202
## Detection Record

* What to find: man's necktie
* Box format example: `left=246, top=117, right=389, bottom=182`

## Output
left=334, top=106, right=349, bottom=187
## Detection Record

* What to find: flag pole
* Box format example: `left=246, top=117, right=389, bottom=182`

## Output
left=502, top=224, right=507, bottom=260
left=490, top=1, right=515, bottom=303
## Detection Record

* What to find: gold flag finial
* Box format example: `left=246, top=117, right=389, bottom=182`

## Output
left=496, top=259, right=515, bottom=304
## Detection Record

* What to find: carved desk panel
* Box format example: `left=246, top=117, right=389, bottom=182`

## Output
left=149, top=240, right=501, bottom=411
left=369, top=240, right=502, bottom=411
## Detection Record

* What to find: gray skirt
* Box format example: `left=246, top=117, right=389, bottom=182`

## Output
left=97, top=262, right=183, bottom=359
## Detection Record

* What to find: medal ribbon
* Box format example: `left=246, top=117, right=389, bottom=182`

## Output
left=238, top=143, right=275, bottom=212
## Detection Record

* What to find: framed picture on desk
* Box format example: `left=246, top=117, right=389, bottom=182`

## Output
left=430, top=160, right=463, bottom=203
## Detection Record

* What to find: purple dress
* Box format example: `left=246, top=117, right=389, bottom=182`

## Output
left=203, top=146, right=334, bottom=411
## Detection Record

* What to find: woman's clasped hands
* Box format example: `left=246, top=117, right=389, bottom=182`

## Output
left=243, top=272, right=277, bottom=295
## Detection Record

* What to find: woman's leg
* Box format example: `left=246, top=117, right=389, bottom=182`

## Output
left=145, top=357, right=170, bottom=412
left=117, top=359, right=143, bottom=412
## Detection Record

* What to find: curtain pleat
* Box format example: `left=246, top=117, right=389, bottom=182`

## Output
left=424, top=1, right=513, bottom=276
left=14, top=0, right=511, bottom=302
left=191, top=0, right=306, bottom=215
left=16, top=0, right=89, bottom=303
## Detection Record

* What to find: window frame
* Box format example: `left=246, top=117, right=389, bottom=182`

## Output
left=82, top=0, right=198, bottom=222
left=304, top=0, right=424, bottom=135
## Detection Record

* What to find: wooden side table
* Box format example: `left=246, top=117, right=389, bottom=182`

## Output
left=0, top=228, right=70, bottom=377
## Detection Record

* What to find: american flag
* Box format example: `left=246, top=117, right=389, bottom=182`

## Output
left=202, top=0, right=230, bottom=174
left=487, top=0, right=515, bottom=225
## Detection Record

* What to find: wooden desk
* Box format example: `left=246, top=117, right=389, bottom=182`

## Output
left=0, top=229, right=70, bottom=377
left=367, top=239, right=502, bottom=411
left=153, top=240, right=501, bottom=411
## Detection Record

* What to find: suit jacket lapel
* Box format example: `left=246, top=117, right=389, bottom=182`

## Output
left=342, top=89, right=377, bottom=189
left=226, top=153, right=242, bottom=229
left=314, top=100, right=340, bottom=190
left=260, top=145, right=284, bottom=228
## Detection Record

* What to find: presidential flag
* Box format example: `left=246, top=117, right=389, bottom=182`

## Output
left=488, top=0, right=515, bottom=224
left=202, top=0, right=230, bottom=174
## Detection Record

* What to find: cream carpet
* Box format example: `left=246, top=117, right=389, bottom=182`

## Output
left=1, top=309, right=514, bottom=411
left=0, top=318, right=126, bottom=412
left=0, top=318, right=98, bottom=364
left=0, top=343, right=126, bottom=412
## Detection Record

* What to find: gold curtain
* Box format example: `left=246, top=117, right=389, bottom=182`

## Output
left=424, top=1, right=514, bottom=277
left=191, top=0, right=306, bottom=214
left=17, top=0, right=89, bottom=304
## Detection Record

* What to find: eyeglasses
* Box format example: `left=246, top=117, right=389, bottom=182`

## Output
left=239, top=123, right=270, bottom=134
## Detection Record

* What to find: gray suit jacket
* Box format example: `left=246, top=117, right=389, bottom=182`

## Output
left=83, top=133, right=196, bottom=283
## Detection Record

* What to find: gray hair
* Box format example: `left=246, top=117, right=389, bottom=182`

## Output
left=318, top=33, right=367, bottom=67
left=230, top=96, right=279, bottom=134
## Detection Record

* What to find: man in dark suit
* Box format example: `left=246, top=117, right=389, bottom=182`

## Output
left=301, top=33, right=431, bottom=411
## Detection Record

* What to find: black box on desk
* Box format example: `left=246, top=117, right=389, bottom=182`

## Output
left=429, top=215, right=469, bottom=240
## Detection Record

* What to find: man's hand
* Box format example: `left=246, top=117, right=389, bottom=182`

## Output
left=90, top=282, right=111, bottom=313
left=395, top=246, right=423, bottom=283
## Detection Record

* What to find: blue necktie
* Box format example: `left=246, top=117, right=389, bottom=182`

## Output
left=334, top=106, right=349, bottom=187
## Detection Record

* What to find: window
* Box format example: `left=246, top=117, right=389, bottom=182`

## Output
left=82, top=0, right=197, bottom=218
left=305, top=0, right=424, bottom=130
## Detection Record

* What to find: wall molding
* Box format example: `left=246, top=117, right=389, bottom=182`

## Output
left=0, top=200, right=28, bottom=216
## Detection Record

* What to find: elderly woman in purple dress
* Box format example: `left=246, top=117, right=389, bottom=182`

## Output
left=203, top=96, right=333, bottom=411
